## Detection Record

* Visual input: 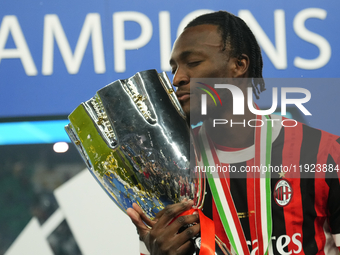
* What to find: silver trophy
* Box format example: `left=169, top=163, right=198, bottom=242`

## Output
left=65, top=69, right=203, bottom=219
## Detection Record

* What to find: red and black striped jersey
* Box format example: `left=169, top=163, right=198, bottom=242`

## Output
left=202, top=116, right=340, bottom=255
left=139, top=116, right=340, bottom=255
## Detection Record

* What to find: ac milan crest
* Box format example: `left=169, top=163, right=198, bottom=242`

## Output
left=274, top=179, right=293, bottom=207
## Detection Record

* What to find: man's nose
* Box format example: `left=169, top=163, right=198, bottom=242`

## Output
left=172, top=67, right=190, bottom=87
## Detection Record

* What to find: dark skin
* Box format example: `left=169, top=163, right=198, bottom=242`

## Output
left=127, top=24, right=256, bottom=255
left=127, top=199, right=198, bottom=255
left=170, top=24, right=255, bottom=148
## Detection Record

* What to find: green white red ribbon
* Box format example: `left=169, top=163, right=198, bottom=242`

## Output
left=198, top=114, right=272, bottom=255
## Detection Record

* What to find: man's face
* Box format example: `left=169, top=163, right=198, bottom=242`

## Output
left=169, top=24, right=236, bottom=117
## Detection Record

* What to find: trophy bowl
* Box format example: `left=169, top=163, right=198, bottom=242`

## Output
left=65, top=69, right=203, bottom=220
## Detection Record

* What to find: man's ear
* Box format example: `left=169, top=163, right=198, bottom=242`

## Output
left=234, top=54, right=250, bottom=78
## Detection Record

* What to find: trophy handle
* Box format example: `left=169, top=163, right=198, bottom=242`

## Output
left=158, top=72, right=186, bottom=120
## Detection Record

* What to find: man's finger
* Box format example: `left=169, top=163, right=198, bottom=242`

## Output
left=175, top=240, right=195, bottom=255
left=154, top=200, right=194, bottom=228
left=166, top=213, right=199, bottom=234
left=174, top=223, right=200, bottom=250
left=126, top=207, right=150, bottom=235
left=132, top=203, right=155, bottom=227
left=155, top=198, right=189, bottom=220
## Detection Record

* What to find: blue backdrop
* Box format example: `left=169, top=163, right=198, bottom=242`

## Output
left=1, top=0, right=339, bottom=134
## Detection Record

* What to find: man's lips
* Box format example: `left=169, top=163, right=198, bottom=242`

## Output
left=175, top=91, right=190, bottom=101
left=177, top=94, right=190, bottom=101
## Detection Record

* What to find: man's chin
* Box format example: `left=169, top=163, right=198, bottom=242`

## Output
left=181, top=101, right=205, bottom=126
left=187, top=111, right=206, bottom=127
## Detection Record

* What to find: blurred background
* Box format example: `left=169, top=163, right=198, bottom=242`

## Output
left=1, top=0, right=339, bottom=254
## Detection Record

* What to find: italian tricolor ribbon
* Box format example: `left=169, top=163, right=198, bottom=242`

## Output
left=197, top=114, right=273, bottom=255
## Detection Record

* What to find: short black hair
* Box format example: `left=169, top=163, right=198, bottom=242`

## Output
left=185, top=11, right=265, bottom=99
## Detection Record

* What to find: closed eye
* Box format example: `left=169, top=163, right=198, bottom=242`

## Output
left=171, top=67, right=177, bottom=75
left=187, top=61, right=202, bottom=67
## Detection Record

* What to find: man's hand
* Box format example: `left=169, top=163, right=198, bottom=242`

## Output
left=127, top=199, right=200, bottom=255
